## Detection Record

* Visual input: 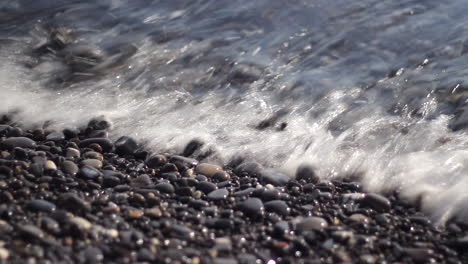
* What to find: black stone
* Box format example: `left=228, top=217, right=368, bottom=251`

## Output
left=264, top=200, right=290, bottom=216
left=26, top=199, right=57, bottom=213
left=79, top=138, right=113, bottom=152
left=296, top=165, right=320, bottom=183
left=155, top=182, right=175, bottom=194
left=360, top=193, right=391, bottom=212
left=1, top=137, right=36, bottom=150
left=78, top=165, right=101, bottom=180
left=238, top=198, right=264, bottom=218
left=196, top=181, right=217, bottom=194
left=59, top=193, right=91, bottom=213
left=115, top=136, right=138, bottom=155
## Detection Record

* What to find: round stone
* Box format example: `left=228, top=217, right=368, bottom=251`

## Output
left=61, top=160, right=79, bottom=176
left=238, top=198, right=264, bottom=218
left=295, top=164, right=320, bottom=183
left=155, top=182, right=175, bottom=194
left=114, top=136, right=139, bottom=155
left=146, top=154, right=167, bottom=168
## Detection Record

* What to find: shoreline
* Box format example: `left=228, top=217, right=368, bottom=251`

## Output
left=0, top=115, right=467, bottom=263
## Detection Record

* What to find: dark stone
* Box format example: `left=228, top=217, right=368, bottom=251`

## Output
left=59, top=193, right=91, bottom=213
left=146, top=154, right=167, bottom=168
left=238, top=198, right=264, bottom=218
left=83, top=247, right=104, bottom=263
left=264, top=200, right=290, bottom=216
left=137, top=248, right=155, bottom=262
left=188, top=199, right=209, bottom=209
left=102, top=175, right=121, bottom=188
left=26, top=199, right=56, bottom=213
left=296, top=165, right=319, bottom=183
left=262, top=188, right=281, bottom=201
left=61, top=161, right=79, bottom=176
left=259, top=170, right=289, bottom=186
left=170, top=225, right=195, bottom=240
left=155, top=182, right=175, bottom=194
left=196, top=181, right=217, bottom=194
left=213, top=171, right=231, bottom=181
left=183, top=139, right=204, bottom=157
left=17, top=224, right=45, bottom=240
left=78, top=165, right=102, bottom=180
left=115, top=136, right=138, bottom=155
left=0, top=166, right=13, bottom=177
left=1, top=137, right=36, bottom=150
left=402, top=248, right=434, bottom=263
left=360, top=193, right=391, bottom=212
left=207, top=188, right=229, bottom=201
left=79, top=138, right=113, bottom=152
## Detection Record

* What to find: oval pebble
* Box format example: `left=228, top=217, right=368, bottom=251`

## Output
left=264, top=200, right=290, bottom=216
left=1, top=137, right=36, bottom=150
left=155, top=182, right=175, bottom=194
left=26, top=199, right=56, bottom=213
left=296, top=217, right=328, bottom=232
left=195, top=163, right=222, bottom=177
left=207, top=188, right=229, bottom=201
left=360, top=193, right=391, bottom=212
left=238, top=198, right=264, bottom=218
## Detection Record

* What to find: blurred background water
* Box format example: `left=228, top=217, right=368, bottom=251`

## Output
left=2, top=0, right=468, bottom=224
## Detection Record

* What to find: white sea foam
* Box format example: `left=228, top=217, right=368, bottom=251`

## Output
left=2, top=0, right=468, bottom=224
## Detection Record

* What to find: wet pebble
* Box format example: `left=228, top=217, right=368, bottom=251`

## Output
left=145, top=154, right=167, bottom=168
left=81, top=159, right=103, bottom=169
left=360, top=193, right=391, bottom=212
left=207, top=188, right=229, bottom=201
left=296, top=164, right=320, bottom=183
left=197, top=181, right=217, bottom=194
left=238, top=198, right=264, bottom=218
left=170, top=224, right=195, bottom=240
left=79, top=138, right=113, bottom=152
left=264, top=200, right=290, bottom=216
left=26, top=199, right=56, bottom=213
left=66, top=148, right=81, bottom=159
left=195, top=163, right=222, bottom=177
left=296, top=217, right=328, bottom=233
left=259, top=170, right=289, bottom=186
left=79, top=165, right=102, bottom=180
left=1, top=137, right=36, bottom=150
left=18, top=224, right=45, bottom=240
left=155, top=182, right=175, bottom=194
left=114, top=136, right=138, bottom=155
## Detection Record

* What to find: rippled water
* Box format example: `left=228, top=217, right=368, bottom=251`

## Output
left=2, top=0, right=468, bottom=224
